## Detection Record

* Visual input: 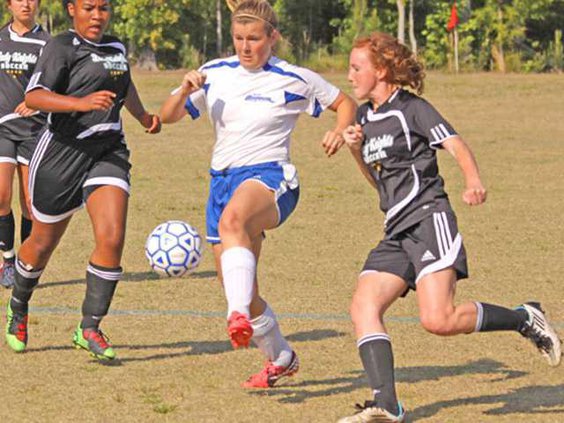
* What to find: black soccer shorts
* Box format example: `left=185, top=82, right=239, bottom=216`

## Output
left=29, top=130, right=131, bottom=223
left=361, top=210, right=469, bottom=293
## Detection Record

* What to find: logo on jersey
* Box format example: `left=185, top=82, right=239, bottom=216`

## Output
left=0, top=51, right=38, bottom=74
left=244, top=94, right=274, bottom=103
left=90, top=52, right=128, bottom=76
left=362, top=134, right=394, bottom=163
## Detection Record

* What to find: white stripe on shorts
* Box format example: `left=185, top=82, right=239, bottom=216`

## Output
left=83, top=177, right=130, bottom=195
left=416, top=233, right=463, bottom=283
left=29, top=130, right=84, bottom=223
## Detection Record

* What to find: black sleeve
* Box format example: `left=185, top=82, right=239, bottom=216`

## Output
left=412, top=97, right=458, bottom=149
left=26, top=36, right=72, bottom=94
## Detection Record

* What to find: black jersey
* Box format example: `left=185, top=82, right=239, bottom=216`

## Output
left=26, top=30, right=131, bottom=141
left=357, top=89, right=458, bottom=237
left=0, top=24, right=49, bottom=142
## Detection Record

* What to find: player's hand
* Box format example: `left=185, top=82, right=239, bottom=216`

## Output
left=322, top=130, right=345, bottom=157
left=14, top=101, right=37, bottom=117
left=140, top=112, right=161, bottom=134
left=462, top=182, right=487, bottom=206
left=75, top=91, right=116, bottom=112
left=180, top=70, right=206, bottom=96
left=343, top=124, right=364, bottom=150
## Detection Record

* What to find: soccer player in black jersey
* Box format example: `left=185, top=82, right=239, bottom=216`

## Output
left=338, top=33, right=562, bottom=423
left=5, top=0, right=160, bottom=361
left=0, top=0, right=49, bottom=288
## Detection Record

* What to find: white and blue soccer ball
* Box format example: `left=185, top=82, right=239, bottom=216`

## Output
left=145, top=220, right=203, bottom=277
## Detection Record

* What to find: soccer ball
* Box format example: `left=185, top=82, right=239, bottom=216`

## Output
left=145, top=220, right=203, bottom=277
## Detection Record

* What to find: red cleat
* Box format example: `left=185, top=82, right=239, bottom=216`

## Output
left=227, top=311, right=253, bottom=348
left=242, top=351, right=300, bottom=388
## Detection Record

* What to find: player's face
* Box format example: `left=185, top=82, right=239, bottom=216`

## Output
left=68, top=0, right=111, bottom=43
left=348, top=47, right=379, bottom=101
left=7, top=0, right=39, bottom=25
left=232, top=21, right=277, bottom=70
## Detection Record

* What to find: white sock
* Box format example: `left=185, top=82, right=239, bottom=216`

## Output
left=251, top=304, right=293, bottom=367
left=221, top=246, right=256, bottom=318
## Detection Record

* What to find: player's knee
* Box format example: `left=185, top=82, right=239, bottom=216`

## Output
left=95, top=225, right=125, bottom=254
left=218, top=210, right=245, bottom=236
left=419, top=312, right=455, bottom=336
left=350, top=292, right=379, bottom=325
left=27, top=233, right=58, bottom=260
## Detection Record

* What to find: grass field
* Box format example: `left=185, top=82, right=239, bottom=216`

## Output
left=1, top=71, right=563, bottom=422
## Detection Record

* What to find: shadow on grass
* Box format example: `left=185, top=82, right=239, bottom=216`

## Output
left=36, top=270, right=217, bottom=289
left=409, top=384, right=564, bottom=420
left=250, top=359, right=528, bottom=405
left=115, top=329, right=345, bottom=363
left=24, top=329, right=345, bottom=363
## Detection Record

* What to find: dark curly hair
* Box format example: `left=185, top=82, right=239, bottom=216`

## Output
left=354, top=32, right=425, bottom=95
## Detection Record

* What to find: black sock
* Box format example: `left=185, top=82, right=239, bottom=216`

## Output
left=20, top=216, right=32, bottom=243
left=81, top=263, right=121, bottom=330
left=0, top=211, right=15, bottom=256
left=475, top=302, right=529, bottom=332
left=358, top=334, right=399, bottom=416
left=10, top=258, right=43, bottom=315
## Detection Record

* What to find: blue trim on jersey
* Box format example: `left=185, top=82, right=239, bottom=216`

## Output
left=185, top=98, right=200, bottom=119
left=312, top=98, right=323, bottom=118
left=201, top=60, right=240, bottom=71
left=203, top=83, right=210, bottom=94
left=263, top=63, right=306, bottom=83
left=284, top=91, right=307, bottom=104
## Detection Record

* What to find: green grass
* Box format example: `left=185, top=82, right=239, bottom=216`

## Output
left=0, top=71, right=563, bottom=422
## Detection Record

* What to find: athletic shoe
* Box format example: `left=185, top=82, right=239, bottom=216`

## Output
left=0, top=260, right=15, bottom=289
left=517, top=302, right=562, bottom=367
left=5, top=301, right=28, bottom=352
left=242, top=351, right=299, bottom=388
left=227, top=311, right=253, bottom=348
left=72, top=324, right=116, bottom=361
left=337, top=402, right=406, bottom=423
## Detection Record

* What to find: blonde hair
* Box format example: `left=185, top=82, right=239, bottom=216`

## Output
left=354, top=32, right=425, bottom=95
left=229, top=0, right=278, bottom=36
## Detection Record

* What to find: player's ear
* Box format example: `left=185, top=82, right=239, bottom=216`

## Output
left=374, top=66, right=388, bottom=81
left=67, top=1, right=76, bottom=18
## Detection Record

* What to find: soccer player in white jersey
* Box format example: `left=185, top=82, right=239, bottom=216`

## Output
left=0, top=0, right=49, bottom=288
left=160, top=0, right=356, bottom=388
left=337, top=32, right=561, bottom=423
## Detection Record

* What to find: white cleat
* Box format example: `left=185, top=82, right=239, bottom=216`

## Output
left=337, top=402, right=405, bottom=423
left=518, top=302, right=562, bottom=367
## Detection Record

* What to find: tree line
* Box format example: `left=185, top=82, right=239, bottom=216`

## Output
left=1, top=0, right=562, bottom=73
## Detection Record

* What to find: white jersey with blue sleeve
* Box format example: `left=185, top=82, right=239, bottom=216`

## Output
left=184, top=55, right=340, bottom=170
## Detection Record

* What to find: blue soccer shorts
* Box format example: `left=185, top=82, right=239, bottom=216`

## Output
left=206, top=161, right=300, bottom=244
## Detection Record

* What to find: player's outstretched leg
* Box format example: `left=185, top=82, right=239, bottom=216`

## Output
left=72, top=263, right=120, bottom=361
left=516, top=302, right=562, bottom=367
left=242, top=303, right=299, bottom=388
left=222, top=246, right=256, bottom=348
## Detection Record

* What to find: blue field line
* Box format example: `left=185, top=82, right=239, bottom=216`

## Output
left=26, top=306, right=564, bottom=328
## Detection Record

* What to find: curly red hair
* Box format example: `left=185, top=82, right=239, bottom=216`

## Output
left=354, top=32, right=425, bottom=95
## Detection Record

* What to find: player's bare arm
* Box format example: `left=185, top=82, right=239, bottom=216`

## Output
left=25, top=88, right=116, bottom=113
left=323, top=91, right=357, bottom=157
left=160, top=70, right=206, bottom=124
left=442, top=135, right=487, bottom=206
left=124, top=82, right=161, bottom=134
